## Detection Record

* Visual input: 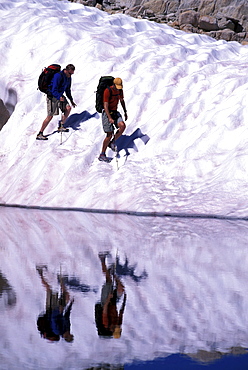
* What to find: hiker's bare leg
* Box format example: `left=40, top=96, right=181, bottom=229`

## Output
left=60, top=279, right=70, bottom=304
left=37, top=271, right=51, bottom=291
left=101, top=131, right=113, bottom=154
left=39, top=115, right=53, bottom=133
left=61, top=105, right=71, bottom=126
left=115, top=276, right=125, bottom=296
left=113, top=121, right=126, bottom=141
left=99, top=254, right=112, bottom=282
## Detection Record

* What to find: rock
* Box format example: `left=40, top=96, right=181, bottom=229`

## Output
left=116, top=0, right=142, bottom=9
left=166, top=13, right=177, bottom=21
left=232, top=32, right=247, bottom=42
left=166, top=0, right=180, bottom=14
left=205, top=30, right=217, bottom=38
left=179, top=10, right=198, bottom=27
left=144, top=8, right=155, bottom=17
left=198, top=0, right=215, bottom=14
left=214, top=0, right=248, bottom=31
left=0, top=99, right=10, bottom=131
left=217, top=17, right=235, bottom=31
left=142, top=0, right=167, bottom=15
left=95, top=3, right=103, bottom=9
left=215, top=29, right=235, bottom=41
left=168, top=20, right=180, bottom=28
left=125, top=5, right=141, bottom=16
left=180, top=24, right=196, bottom=33
left=198, top=15, right=219, bottom=31
left=178, top=0, right=201, bottom=12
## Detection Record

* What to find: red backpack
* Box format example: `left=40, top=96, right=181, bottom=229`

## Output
left=38, top=64, right=61, bottom=95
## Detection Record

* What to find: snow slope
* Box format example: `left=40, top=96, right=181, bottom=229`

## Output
left=1, top=0, right=248, bottom=217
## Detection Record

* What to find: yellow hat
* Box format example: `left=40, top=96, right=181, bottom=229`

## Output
left=113, top=77, right=123, bottom=89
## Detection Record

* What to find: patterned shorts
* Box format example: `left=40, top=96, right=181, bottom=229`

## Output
left=102, top=110, right=123, bottom=133
left=46, top=96, right=69, bottom=116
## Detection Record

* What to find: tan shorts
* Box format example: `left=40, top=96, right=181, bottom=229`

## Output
left=46, top=96, right=69, bottom=116
left=46, top=290, right=67, bottom=310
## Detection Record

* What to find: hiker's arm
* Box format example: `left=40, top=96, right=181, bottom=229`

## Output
left=65, top=89, right=75, bottom=105
left=118, top=293, right=127, bottom=325
left=104, top=102, right=114, bottom=124
left=65, top=81, right=77, bottom=108
left=65, top=80, right=76, bottom=107
left=102, top=294, right=112, bottom=327
left=64, top=298, right=74, bottom=318
left=120, top=98, right=128, bottom=120
left=51, top=74, right=63, bottom=101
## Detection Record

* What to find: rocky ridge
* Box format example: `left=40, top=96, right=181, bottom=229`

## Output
left=71, top=0, right=248, bottom=44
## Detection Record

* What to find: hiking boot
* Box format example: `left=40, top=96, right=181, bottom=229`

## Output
left=58, top=124, right=69, bottom=132
left=36, top=132, right=48, bottom=140
left=108, top=140, right=117, bottom=152
left=98, top=154, right=111, bottom=163
left=36, top=265, right=48, bottom=275
left=98, top=251, right=111, bottom=260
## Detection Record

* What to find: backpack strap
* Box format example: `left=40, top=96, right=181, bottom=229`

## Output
left=106, top=85, right=112, bottom=98
left=108, top=85, right=121, bottom=98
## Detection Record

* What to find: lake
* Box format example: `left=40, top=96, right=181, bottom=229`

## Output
left=1, top=206, right=248, bottom=369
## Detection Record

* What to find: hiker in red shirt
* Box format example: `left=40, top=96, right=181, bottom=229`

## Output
left=95, top=252, right=127, bottom=338
left=99, top=77, right=128, bottom=162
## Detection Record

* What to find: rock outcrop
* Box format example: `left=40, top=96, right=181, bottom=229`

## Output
left=71, top=0, right=248, bottom=44
left=0, top=99, right=10, bottom=131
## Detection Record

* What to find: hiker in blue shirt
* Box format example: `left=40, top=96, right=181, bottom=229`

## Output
left=36, top=64, right=76, bottom=140
left=36, top=265, right=74, bottom=342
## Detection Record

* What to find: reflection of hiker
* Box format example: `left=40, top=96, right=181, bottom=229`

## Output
left=36, top=266, right=74, bottom=342
left=99, top=78, right=128, bottom=162
left=36, top=64, right=76, bottom=140
left=116, top=255, right=148, bottom=283
left=95, top=253, right=127, bottom=338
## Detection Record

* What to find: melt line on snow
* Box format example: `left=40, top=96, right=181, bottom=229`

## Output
left=0, top=203, right=247, bottom=221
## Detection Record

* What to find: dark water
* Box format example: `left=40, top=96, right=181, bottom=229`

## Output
left=1, top=206, right=248, bottom=369
left=127, top=352, right=248, bottom=369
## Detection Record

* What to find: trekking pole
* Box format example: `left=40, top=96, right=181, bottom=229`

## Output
left=60, top=112, right=63, bottom=145
left=115, top=249, right=118, bottom=276
left=112, top=250, right=117, bottom=290
left=113, top=127, right=119, bottom=171
left=59, top=263, right=62, bottom=294
left=115, top=148, right=119, bottom=171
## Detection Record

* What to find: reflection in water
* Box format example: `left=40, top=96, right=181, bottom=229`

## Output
left=95, top=252, right=127, bottom=339
left=57, top=275, right=98, bottom=294
left=86, top=366, right=124, bottom=370
left=2, top=207, right=248, bottom=368
left=186, top=347, right=248, bottom=364
left=116, top=256, right=148, bottom=283
left=0, top=271, right=16, bottom=308
left=36, top=265, right=74, bottom=342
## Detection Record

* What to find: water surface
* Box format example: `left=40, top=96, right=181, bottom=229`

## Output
left=1, top=206, right=248, bottom=369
